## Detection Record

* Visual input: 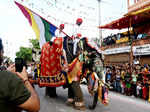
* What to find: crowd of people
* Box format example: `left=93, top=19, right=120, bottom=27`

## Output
left=105, top=63, right=150, bottom=101
left=102, top=32, right=148, bottom=46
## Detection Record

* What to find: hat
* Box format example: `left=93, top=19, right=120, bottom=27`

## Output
left=60, top=24, right=64, bottom=29
left=76, top=18, right=83, bottom=25
left=77, top=33, right=82, bottom=38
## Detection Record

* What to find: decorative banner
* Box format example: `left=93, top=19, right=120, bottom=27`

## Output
left=103, top=46, right=131, bottom=55
left=14, top=0, right=99, bottom=38
left=15, top=2, right=58, bottom=48
left=133, top=44, right=150, bottom=55
left=15, top=0, right=62, bottom=26
left=15, top=0, right=98, bottom=25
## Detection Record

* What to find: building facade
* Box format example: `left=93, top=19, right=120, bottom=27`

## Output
left=100, top=0, right=150, bottom=65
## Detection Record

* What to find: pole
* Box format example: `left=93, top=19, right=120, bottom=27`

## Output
left=98, top=0, right=102, bottom=46
left=129, top=18, right=133, bottom=73
left=127, top=0, right=130, bottom=8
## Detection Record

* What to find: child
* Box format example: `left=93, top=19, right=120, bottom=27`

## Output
left=136, top=81, right=142, bottom=98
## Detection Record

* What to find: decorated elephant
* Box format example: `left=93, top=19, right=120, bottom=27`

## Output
left=31, top=36, right=109, bottom=109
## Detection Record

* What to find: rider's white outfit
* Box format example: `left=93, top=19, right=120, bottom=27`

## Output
left=51, top=29, right=66, bottom=42
left=73, top=25, right=82, bottom=55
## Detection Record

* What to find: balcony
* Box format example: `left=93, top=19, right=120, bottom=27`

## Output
left=128, top=0, right=150, bottom=13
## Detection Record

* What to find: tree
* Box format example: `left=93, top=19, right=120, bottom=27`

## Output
left=29, top=39, right=40, bottom=62
left=16, top=47, right=32, bottom=62
left=29, top=39, right=40, bottom=49
left=16, top=38, right=40, bottom=63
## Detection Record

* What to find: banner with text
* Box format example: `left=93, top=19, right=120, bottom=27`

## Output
left=103, top=46, right=131, bottom=55
left=133, top=44, right=150, bottom=55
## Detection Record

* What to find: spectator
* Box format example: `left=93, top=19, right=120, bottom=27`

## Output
left=105, top=69, right=112, bottom=83
left=131, top=70, right=137, bottom=97
left=124, top=69, right=132, bottom=96
left=34, top=64, right=38, bottom=80
left=115, top=70, right=121, bottom=93
left=0, top=38, right=40, bottom=112
left=120, top=70, right=125, bottom=94
left=106, top=64, right=150, bottom=101
left=136, top=81, right=142, bottom=98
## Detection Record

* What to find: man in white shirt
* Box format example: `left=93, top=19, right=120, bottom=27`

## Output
left=73, top=33, right=82, bottom=55
left=51, top=24, right=66, bottom=42
left=73, top=18, right=83, bottom=56
left=72, top=18, right=83, bottom=39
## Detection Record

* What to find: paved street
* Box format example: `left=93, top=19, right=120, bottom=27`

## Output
left=35, top=85, right=150, bottom=112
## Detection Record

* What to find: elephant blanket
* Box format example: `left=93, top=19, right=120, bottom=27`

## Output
left=40, top=38, right=66, bottom=87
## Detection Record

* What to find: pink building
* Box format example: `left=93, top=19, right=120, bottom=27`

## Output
left=127, top=0, right=150, bottom=13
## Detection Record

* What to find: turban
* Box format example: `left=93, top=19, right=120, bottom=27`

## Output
left=76, top=18, right=83, bottom=25
left=77, top=33, right=82, bottom=38
left=60, top=24, right=64, bottom=29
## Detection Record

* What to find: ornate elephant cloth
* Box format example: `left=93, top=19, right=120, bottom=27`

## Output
left=87, top=72, right=99, bottom=96
left=98, top=82, right=109, bottom=105
left=67, top=58, right=82, bottom=84
left=40, top=38, right=66, bottom=87
left=149, top=83, right=150, bottom=102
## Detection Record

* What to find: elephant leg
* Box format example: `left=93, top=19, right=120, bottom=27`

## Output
left=45, top=87, right=57, bottom=98
left=71, top=81, right=86, bottom=110
left=89, top=91, right=98, bottom=110
left=66, top=84, right=75, bottom=106
left=71, top=81, right=84, bottom=102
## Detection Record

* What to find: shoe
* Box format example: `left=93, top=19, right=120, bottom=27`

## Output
left=73, top=102, right=86, bottom=111
left=66, top=100, right=74, bottom=107
left=74, top=105, right=86, bottom=111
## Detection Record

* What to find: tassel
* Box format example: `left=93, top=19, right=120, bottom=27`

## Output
left=98, top=83, right=102, bottom=103
left=148, top=85, right=150, bottom=102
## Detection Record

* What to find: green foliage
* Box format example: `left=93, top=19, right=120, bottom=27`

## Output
left=29, top=39, right=40, bottom=49
left=15, top=39, right=40, bottom=63
left=16, top=47, right=32, bottom=62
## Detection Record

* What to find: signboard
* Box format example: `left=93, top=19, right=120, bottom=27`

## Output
left=103, top=46, right=131, bottom=55
left=133, top=38, right=150, bottom=46
left=133, top=44, right=150, bottom=55
left=116, top=37, right=129, bottom=44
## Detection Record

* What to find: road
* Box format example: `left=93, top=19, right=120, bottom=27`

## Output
left=35, top=85, right=150, bottom=112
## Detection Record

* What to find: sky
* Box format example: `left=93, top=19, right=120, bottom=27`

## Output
left=0, top=0, right=127, bottom=61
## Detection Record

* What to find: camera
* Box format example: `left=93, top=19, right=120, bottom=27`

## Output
left=15, top=58, right=27, bottom=72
